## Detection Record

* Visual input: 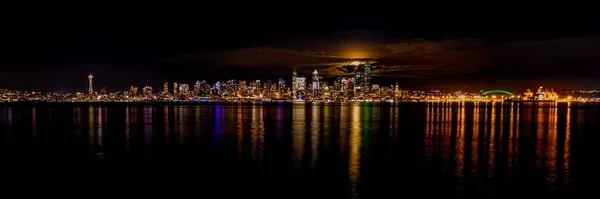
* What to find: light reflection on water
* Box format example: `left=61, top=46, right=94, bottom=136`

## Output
left=310, top=105, right=319, bottom=168
left=420, top=102, right=581, bottom=194
left=125, top=107, right=131, bottom=153
left=250, top=106, right=264, bottom=164
left=348, top=104, right=362, bottom=199
left=292, top=104, right=306, bottom=170
left=32, top=107, right=37, bottom=138
left=0, top=102, right=593, bottom=196
left=88, top=105, right=94, bottom=153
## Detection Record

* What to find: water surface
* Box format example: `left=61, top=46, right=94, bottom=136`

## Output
left=0, top=102, right=595, bottom=197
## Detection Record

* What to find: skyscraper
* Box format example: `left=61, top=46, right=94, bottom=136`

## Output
left=312, top=70, right=320, bottom=97
left=87, top=73, right=94, bottom=93
left=143, top=86, right=153, bottom=96
left=295, top=77, right=306, bottom=91
left=362, top=61, right=371, bottom=88
left=194, top=81, right=202, bottom=95
left=163, top=81, right=169, bottom=95
left=179, top=84, right=190, bottom=94
left=278, top=78, right=286, bottom=97
left=292, top=70, right=297, bottom=93
left=173, top=82, right=178, bottom=95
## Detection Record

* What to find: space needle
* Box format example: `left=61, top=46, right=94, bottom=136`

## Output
left=88, top=73, right=94, bottom=93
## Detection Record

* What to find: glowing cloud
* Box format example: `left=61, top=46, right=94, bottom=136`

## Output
left=349, top=61, right=361, bottom=66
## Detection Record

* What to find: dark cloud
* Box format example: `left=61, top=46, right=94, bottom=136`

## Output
left=162, top=36, right=600, bottom=90
left=164, top=47, right=350, bottom=68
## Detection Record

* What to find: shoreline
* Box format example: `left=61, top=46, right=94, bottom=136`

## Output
left=1, top=101, right=599, bottom=107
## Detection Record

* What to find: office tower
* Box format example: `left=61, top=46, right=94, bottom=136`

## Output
left=143, top=86, right=153, bottom=95
left=130, top=86, right=139, bottom=95
left=292, top=70, right=297, bottom=94
left=173, top=82, right=178, bottom=95
left=362, top=61, right=371, bottom=88
left=312, top=70, right=320, bottom=97
left=295, top=77, right=306, bottom=91
left=194, top=81, right=202, bottom=95
left=179, top=84, right=190, bottom=94
left=163, top=81, right=169, bottom=95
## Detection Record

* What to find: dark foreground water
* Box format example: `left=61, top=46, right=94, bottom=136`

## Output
left=0, top=102, right=596, bottom=198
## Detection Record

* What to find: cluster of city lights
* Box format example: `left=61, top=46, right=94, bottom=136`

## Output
left=1, top=62, right=599, bottom=103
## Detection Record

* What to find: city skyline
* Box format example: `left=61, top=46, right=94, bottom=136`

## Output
left=2, top=65, right=600, bottom=94
left=2, top=65, right=598, bottom=104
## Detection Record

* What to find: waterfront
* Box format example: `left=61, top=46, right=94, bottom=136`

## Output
left=0, top=102, right=596, bottom=197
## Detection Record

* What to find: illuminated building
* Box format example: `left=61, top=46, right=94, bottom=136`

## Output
left=88, top=73, right=94, bottom=93
left=548, top=88, right=558, bottom=99
left=292, top=70, right=297, bottom=94
left=179, top=84, right=190, bottom=94
left=238, top=80, right=247, bottom=96
left=296, top=77, right=306, bottom=91
left=100, top=87, right=107, bottom=95
left=130, top=86, right=138, bottom=95
left=333, top=77, right=341, bottom=91
left=347, top=78, right=355, bottom=97
left=142, top=86, right=152, bottom=95
left=278, top=78, right=286, bottom=98
left=340, top=78, right=349, bottom=93
left=371, top=84, right=380, bottom=95
left=362, top=61, right=371, bottom=88
left=321, top=82, right=330, bottom=98
left=194, top=81, right=202, bottom=95
left=354, top=73, right=362, bottom=89
left=173, top=82, right=178, bottom=95
left=292, top=70, right=307, bottom=100
left=312, top=70, right=321, bottom=97
left=536, top=86, right=544, bottom=100
left=278, top=78, right=285, bottom=90
left=294, top=76, right=306, bottom=100
left=163, top=81, right=169, bottom=95
left=225, top=79, right=237, bottom=97
left=524, top=89, right=533, bottom=98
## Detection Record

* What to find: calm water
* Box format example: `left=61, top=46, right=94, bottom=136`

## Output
left=0, top=102, right=596, bottom=197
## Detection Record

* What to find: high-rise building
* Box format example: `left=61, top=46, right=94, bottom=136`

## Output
left=88, top=73, right=94, bottom=93
left=142, top=86, right=153, bottom=95
left=163, top=81, right=169, bottom=95
left=278, top=78, right=286, bottom=97
left=173, top=82, right=178, bottom=95
left=312, top=70, right=321, bottom=97
left=371, top=84, right=380, bottom=96
left=334, top=78, right=341, bottom=91
left=179, top=84, right=190, bottom=94
left=194, top=81, right=202, bottom=95
left=130, top=86, right=139, bottom=95
left=295, top=77, right=306, bottom=91
left=312, top=70, right=319, bottom=89
left=354, top=74, right=362, bottom=88
left=362, top=61, right=371, bottom=88
left=340, top=78, right=349, bottom=93
left=292, top=70, right=297, bottom=94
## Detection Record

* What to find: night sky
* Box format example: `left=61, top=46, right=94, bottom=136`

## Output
left=1, top=4, right=599, bottom=93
